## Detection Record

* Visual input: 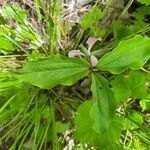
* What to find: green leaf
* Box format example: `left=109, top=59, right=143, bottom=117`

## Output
left=80, top=6, right=103, bottom=29
left=0, top=36, right=15, bottom=53
left=140, top=95, right=150, bottom=111
left=137, top=0, right=150, bottom=5
left=133, top=6, right=150, bottom=22
left=2, top=4, right=27, bottom=22
left=91, top=73, right=117, bottom=132
left=15, top=55, right=90, bottom=89
left=111, top=71, right=148, bottom=102
left=128, top=71, right=148, bottom=98
left=55, top=121, right=69, bottom=134
left=0, top=25, right=16, bottom=53
left=111, top=74, right=131, bottom=102
left=113, top=6, right=150, bottom=41
left=74, top=101, right=123, bottom=149
left=97, top=35, right=150, bottom=74
left=74, top=100, right=97, bottom=144
left=113, top=21, right=132, bottom=41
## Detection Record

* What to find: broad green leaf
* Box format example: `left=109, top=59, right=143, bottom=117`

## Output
left=16, top=55, right=90, bottom=89
left=128, top=71, right=148, bottom=98
left=137, top=0, right=150, bottom=5
left=131, top=6, right=150, bottom=36
left=74, top=100, right=123, bottom=149
left=74, top=100, right=98, bottom=144
left=133, top=6, right=150, bottom=21
left=113, top=21, right=132, bottom=41
left=0, top=25, right=16, bottom=53
left=111, top=71, right=148, bottom=102
left=0, top=36, right=15, bottom=53
left=55, top=121, right=69, bottom=134
left=2, top=4, right=27, bottom=22
left=111, top=74, right=131, bottom=102
left=80, top=6, right=103, bottom=29
left=113, top=6, right=150, bottom=41
left=30, top=51, right=45, bottom=61
left=91, top=73, right=116, bottom=132
left=140, top=99, right=150, bottom=111
left=97, top=35, right=150, bottom=74
left=140, top=95, right=150, bottom=111
left=113, top=21, right=146, bottom=41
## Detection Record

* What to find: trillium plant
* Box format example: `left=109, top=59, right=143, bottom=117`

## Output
left=0, top=0, right=150, bottom=149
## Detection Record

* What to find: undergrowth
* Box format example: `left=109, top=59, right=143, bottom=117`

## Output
left=0, top=0, right=150, bottom=149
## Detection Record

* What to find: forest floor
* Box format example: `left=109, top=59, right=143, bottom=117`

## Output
left=0, top=0, right=150, bottom=149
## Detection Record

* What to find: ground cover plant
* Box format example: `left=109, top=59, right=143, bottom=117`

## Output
left=0, top=0, right=150, bottom=149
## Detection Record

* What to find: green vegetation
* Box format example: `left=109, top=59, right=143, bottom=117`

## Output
left=0, top=0, right=150, bottom=149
